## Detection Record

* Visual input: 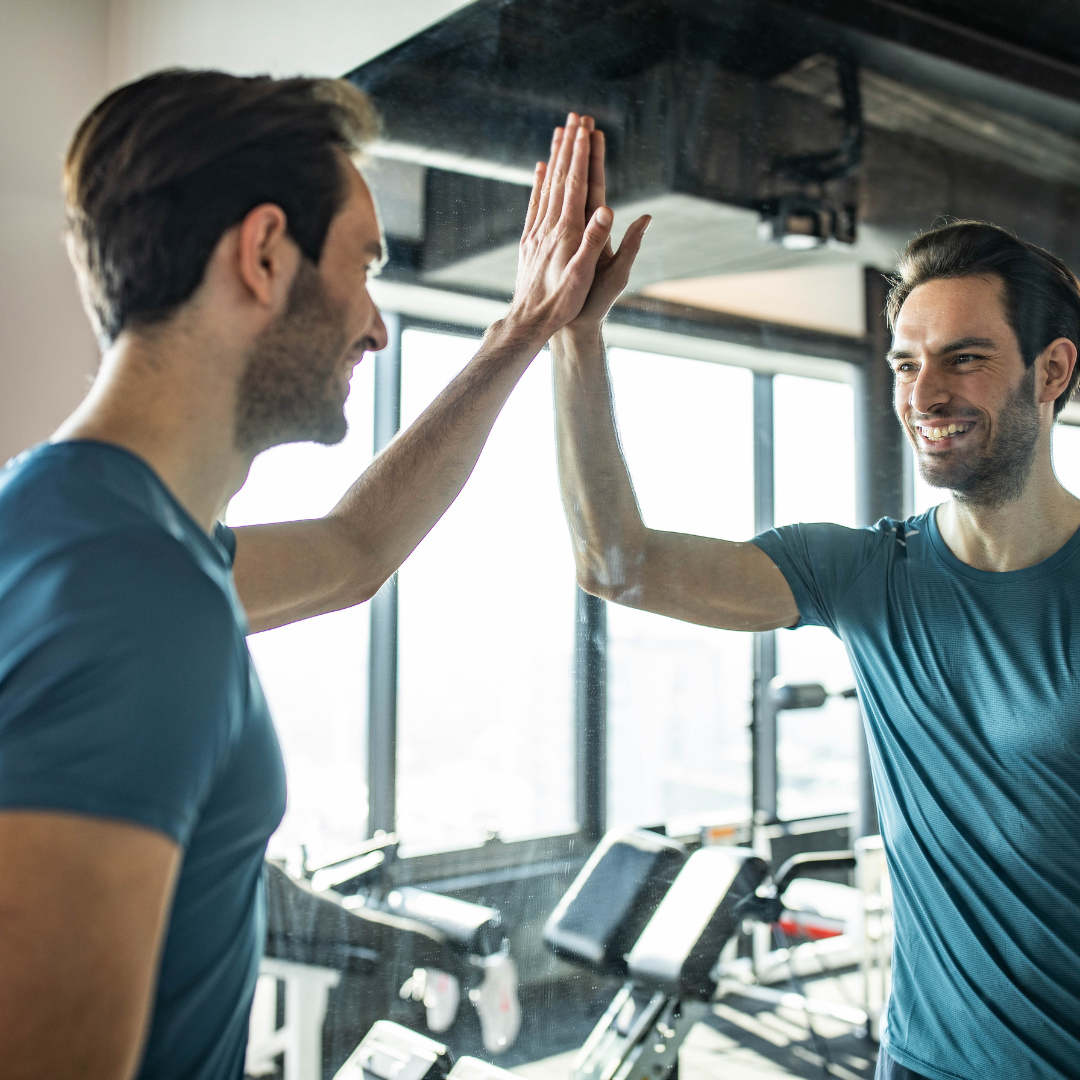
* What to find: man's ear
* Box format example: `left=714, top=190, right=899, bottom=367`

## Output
left=1038, top=337, right=1078, bottom=406
left=235, top=203, right=297, bottom=309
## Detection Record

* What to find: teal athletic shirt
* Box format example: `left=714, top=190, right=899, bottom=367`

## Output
left=0, top=441, right=287, bottom=1080
left=753, top=513, right=1080, bottom=1080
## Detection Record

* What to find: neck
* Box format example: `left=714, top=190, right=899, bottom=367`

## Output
left=52, top=322, right=252, bottom=533
left=935, top=436, right=1080, bottom=571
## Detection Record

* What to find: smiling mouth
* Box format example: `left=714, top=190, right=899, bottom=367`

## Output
left=914, top=421, right=974, bottom=444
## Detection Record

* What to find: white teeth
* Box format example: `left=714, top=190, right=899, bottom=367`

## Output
left=918, top=422, right=970, bottom=441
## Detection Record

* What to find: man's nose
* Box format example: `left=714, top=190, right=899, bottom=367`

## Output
left=369, top=306, right=389, bottom=355
left=909, top=363, right=951, bottom=415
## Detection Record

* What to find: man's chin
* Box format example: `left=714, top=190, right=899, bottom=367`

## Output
left=308, top=409, right=348, bottom=447
left=311, top=422, right=348, bottom=447
left=252, top=407, right=348, bottom=452
left=917, top=454, right=973, bottom=493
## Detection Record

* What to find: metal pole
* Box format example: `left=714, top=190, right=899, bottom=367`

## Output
left=853, top=270, right=906, bottom=839
left=367, top=312, right=402, bottom=838
left=751, top=372, right=778, bottom=824
left=575, top=588, right=607, bottom=842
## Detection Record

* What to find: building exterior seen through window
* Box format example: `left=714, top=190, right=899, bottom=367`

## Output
left=605, top=348, right=754, bottom=831
left=227, top=361, right=375, bottom=866
left=395, top=330, right=576, bottom=852
left=773, top=374, right=860, bottom=821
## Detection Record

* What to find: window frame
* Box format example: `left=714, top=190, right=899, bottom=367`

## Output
left=293, top=296, right=880, bottom=875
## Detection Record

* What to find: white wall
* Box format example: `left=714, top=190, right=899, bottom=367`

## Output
left=0, top=0, right=471, bottom=463
left=107, top=0, right=471, bottom=84
left=0, top=0, right=108, bottom=462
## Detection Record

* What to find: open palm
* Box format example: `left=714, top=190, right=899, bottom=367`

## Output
left=567, top=119, right=650, bottom=332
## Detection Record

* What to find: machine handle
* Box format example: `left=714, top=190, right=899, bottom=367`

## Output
left=773, top=850, right=856, bottom=895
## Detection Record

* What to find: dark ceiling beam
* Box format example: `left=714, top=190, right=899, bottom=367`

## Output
left=609, top=295, right=871, bottom=366
left=777, top=0, right=1080, bottom=105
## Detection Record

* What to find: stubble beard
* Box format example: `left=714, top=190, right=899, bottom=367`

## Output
left=914, top=365, right=1042, bottom=509
left=234, top=259, right=352, bottom=455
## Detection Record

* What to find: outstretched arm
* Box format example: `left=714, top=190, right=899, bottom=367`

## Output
left=233, top=115, right=614, bottom=633
left=552, top=126, right=799, bottom=632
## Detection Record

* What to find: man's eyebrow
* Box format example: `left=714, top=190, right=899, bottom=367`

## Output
left=886, top=336, right=998, bottom=362
left=940, top=336, right=997, bottom=353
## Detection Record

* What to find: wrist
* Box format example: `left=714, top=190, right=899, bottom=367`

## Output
left=551, top=321, right=605, bottom=358
left=482, top=316, right=549, bottom=360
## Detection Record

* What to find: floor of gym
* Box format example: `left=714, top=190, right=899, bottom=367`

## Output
left=513, top=970, right=878, bottom=1080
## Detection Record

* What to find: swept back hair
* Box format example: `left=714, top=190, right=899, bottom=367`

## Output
left=64, top=69, right=379, bottom=347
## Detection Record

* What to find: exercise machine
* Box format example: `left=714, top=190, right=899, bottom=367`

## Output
left=304, top=834, right=518, bottom=1050
left=250, top=839, right=519, bottom=1080
left=333, top=1019, right=522, bottom=1080
left=544, top=828, right=868, bottom=1080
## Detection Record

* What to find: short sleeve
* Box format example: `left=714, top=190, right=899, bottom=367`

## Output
left=0, top=529, right=243, bottom=846
left=751, top=522, right=884, bottom=635
left=214, top=520, right=236, bottom=564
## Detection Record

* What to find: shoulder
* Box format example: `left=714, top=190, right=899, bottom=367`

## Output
left=17, top=526, right=233, bottom=629
left=0, top=442, right=237, bottom=637
left=750, top=519, right=909, bottom=631
left=753, top=519, right=896, bottom=563
left=0, top=525, right=242, bottom=728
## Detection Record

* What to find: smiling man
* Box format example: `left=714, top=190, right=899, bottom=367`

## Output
left=0, top=73, right=622, bottom=1080
left=554, top=209, right=1080, bottom=1080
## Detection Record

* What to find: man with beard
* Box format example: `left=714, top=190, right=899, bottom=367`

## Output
left=554, top=163, right=1080, bottom=1080
left=0, top=75, right=638, bottom=1080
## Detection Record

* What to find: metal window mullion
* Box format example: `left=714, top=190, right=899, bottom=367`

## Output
left=852, top=270, right=906, bottom=840
left=752, top=372, right=778, bottom=824
left=575, top=589, right=607, bottom=842
left=367, top=312, right=402, bottom=838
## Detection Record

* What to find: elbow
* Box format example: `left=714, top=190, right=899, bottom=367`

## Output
left=572, top=542, right=644, bottom=606
left=575, top=564, right=608, bottom=600
left=349, top=575, right=387, bottom=607
left=324, top=566, right=388, bottom=612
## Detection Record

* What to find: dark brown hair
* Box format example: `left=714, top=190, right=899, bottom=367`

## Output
left=64, top=69, right=379, bottom=347
left=886, top=220, right=1080, bottom=416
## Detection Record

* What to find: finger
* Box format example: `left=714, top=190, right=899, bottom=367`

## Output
left=544, top=112, right=580, bottom=227
left=561, top=122, right=592, bottom=224
left=585, top=130, right=613, bottom=259
left=585, top=130, right=606, bottom=217
left=566, top=204, right=615, bottom=278
left=523, top=161, right=546, bottom=236
left=534, top=127, right=564, bottom=230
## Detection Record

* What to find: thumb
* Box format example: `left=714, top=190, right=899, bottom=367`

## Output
left=601, top=214, right=651, bottom=289
left=570, top=205, right=614, bottom=272
left=613, top=214, right=651, bottom=269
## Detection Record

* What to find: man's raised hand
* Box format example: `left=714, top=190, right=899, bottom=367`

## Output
left=565, top=117, right=651, bottom=333
left=509, top=113, right=616, bottom=343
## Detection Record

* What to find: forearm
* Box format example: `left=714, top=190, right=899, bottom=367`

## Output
left=551, top=327, right=799, bottom=631
left=334, top=318, right=541, bottom=564
left=552, top=325, right=648, bottom=600
left=234, top=318, right=542, bottom=631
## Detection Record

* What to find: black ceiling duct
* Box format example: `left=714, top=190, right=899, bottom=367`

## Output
left=348, top=0, right=1080, bottom=296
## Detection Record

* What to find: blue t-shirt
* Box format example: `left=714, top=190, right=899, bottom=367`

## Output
left=0, top=441, right=287, bottom=1080
left=753, top=512, right=1080, bottom=1080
